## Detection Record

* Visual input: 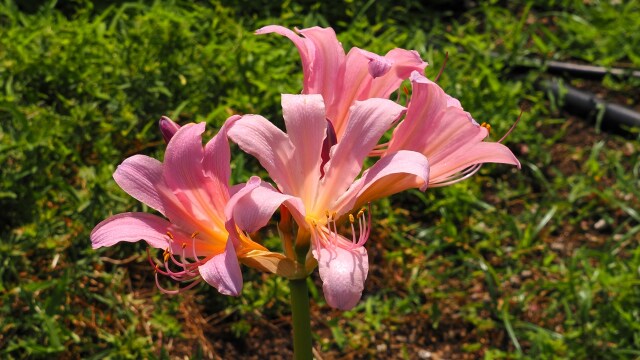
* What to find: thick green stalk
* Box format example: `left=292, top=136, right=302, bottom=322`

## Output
left=289, top=278, right=313, bottom=360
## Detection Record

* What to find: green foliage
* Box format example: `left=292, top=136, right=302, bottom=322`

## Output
left=1, top=0, right=639, bottom=358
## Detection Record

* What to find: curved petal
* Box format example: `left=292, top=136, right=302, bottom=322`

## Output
left=387, top=71, right=449, bottom=153
left=154, top=182, right=222, bottom=244
left=388, top=72, right=519, bottom=184
left=312, top=242, right=368, bottom=310
left=256, top=25, right=345, bottom=103
left=113, top=155, right=165, bottom=215
left=91, top=212, right=176, bottom=249
left=163, top=122, right=206, bottom=183
left=159, top=116, right=181, bottom=144
left=368, top=49, right=427, bottom=99
left=203, top=115, right=240, bottom=189
left=357, top=48, right=393, bottom=78
left=429, top=142, right=520, bottom=184
left=239, top=250, right=297, bottom=278
left=333, top=150, right=430, bottom=215
left=317, top=98, right=405, bottom=212
left=256, top=25, right=313, bottom=90
left=163, top=123, right=226, bottom=226
left=328, top=48, right=375, bottom=137
left=226, top=177, right=306, bottom=233
left=282, top=94, right=326, bottom=203
left=198, top=239, right=243, bottom=296
left=201, top=115, right=240, bottom=218
left=228, top=115, right=296, bottom=194
left=297, top=26, right=345, bottom=100
left=419, top=107, right=489, bottom=164
left=329, top=48, right=426, bottom=140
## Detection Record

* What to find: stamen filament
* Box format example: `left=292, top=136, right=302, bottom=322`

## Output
left=498, top=110, right=523, bottom=143
left=434, top=52, right=449, bottom=83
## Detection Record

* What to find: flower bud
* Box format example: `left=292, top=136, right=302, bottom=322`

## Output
left=159, top=116, right=181, bottom=143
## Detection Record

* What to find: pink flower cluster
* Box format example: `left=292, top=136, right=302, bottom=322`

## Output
left=91, top=26, right=519, bottom=310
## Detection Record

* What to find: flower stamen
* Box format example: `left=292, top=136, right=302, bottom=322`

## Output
left=498, top=110, right=523, bottom=143
left=434, top=51, right=449, bottom=83
left=145, top=232, right=211, bottom=294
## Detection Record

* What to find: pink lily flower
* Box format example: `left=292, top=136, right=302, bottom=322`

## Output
left=256, top=25, right=427, bottom=140
left=383, top=72, right=521, bottom=185
left=227, top=94, right=430, bottom=310
left=91, top=117, right=294, bottom=296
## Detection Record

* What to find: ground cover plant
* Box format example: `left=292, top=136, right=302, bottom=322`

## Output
left=1, top=0, right=639, bottom=359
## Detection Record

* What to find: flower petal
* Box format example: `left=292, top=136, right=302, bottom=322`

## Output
left=159, top=116, right=181, bottom=144
left=256, top=25, right=345, bottom=104
left=357, top=48, right=393, bottom=78
left=113, top=155, right=165, bottom=215
left=297, top=27, right=345, bottom=100
left=317, top=98, right=405, bottom=212
left=226, top=177, right=306, bottom=233
left=281, top=94, right=326, bottom=203
left=388, top=72, right=519, bottom=184
left=91, top=212, right=175, bottom=249
left=327, top=48, right=375, bottom=136
left=329, top=48, right=427, bottom=139
left=368, top=49, right=427, bottom=99
left=228, top=115, right=297, bottom=194
left=387, top=72, right=449, bottom=153
left=163, top=122, right=226, bottom=226
left=334, top=150, right=430, bottom=215
left=256, top=25, right=313, bottom=88
left=201, top=115, right=240, bottom=217
left=203, top=115, right=239, bottom=189
left=239, top=249, right=297, bottom=278
left=198, top=239, right=243, bottom=296
left=313, top=243, right=368, bottom=310
left=430, top=141, right=520, bottom=184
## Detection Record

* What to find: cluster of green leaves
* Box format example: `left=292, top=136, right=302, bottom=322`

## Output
left=1, top=0, right=639, bottom=359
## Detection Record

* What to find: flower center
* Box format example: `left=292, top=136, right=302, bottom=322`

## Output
left=309, top=205, right=372, bottom=251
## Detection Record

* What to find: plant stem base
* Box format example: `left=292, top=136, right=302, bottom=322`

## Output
left=289, top=278, right=313, bottom=360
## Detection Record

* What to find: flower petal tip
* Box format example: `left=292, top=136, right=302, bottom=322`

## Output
left=357, top=48, right=393, bottom=78
left=313, top=246, right=369, bottom=311
left=199, top=241, right=243, bottom=296
left=159, top=116, right=181, bottom=143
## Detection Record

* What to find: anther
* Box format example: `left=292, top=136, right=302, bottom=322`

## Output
left=166, top=231, right=174, bottom=240
left=181, top=242, right=187, bottom=249
left=349, top=214, right=355, bottom=223
left=357, top=209, right=365, bottom=218
left=481, top=122, right=491, bottom=134
left=325, top=210, right=330, bottom=218
left=191, top=231, right=199, bottom=239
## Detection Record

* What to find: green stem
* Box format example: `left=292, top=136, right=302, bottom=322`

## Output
left=289, top=278, right=313, bottom=360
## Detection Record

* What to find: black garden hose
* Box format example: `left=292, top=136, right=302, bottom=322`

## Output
left=537, top=80, right=640, bottom=130
left=509, top=57, right=640, bottom=80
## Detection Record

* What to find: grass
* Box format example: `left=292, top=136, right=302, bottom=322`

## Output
left=1, top=0, right=639, bottom=358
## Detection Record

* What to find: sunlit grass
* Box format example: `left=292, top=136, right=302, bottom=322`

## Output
left=1, top=0, right=639, bottom=358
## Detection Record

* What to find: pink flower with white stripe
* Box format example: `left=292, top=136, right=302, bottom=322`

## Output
left=91, top=117, right=294, bottom=296
left=227, top=94, right=430, bottom=310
